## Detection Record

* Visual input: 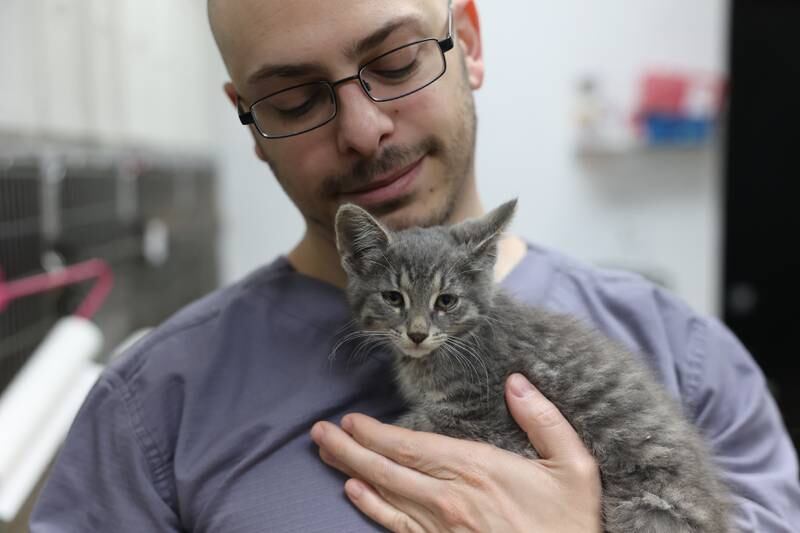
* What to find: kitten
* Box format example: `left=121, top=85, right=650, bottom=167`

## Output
left=334, top=200, right=732, bottom=533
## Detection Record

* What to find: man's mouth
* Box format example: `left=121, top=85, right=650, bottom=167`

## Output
left=339, top=156, right=425, bottom=207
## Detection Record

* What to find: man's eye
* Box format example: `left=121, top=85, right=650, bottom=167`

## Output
left=435, top=294, right=459, bottom=311
left=365, top=46, right=420, bottom=81
left=382, top=291, right=404, bottom=307
left=270, top=86, right=328, bottom=117
left=275, top=94, right=322, bottom=118
left=371, top=61, right=418, bottom=80
left=275, top=98, right=315, bottom=117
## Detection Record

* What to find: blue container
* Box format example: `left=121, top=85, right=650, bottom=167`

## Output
left=644, top=113, right=714, bottom=146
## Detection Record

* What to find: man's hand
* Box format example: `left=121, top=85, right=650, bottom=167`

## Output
left=310, top=374, right=602, bottom=532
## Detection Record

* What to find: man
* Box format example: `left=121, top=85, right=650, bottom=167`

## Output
left=31, top=0, right=800, bottom=531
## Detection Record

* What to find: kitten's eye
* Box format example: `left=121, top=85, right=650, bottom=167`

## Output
left=435, top=294, right=459, bottom=312
left=382, top=291, right=404, bottom=307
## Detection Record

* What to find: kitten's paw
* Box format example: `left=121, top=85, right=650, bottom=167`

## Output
left=605, top=492, right=699, bottom=533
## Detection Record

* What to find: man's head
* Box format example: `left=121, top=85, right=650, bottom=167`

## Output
left=209, top=0, right=484, bottom=240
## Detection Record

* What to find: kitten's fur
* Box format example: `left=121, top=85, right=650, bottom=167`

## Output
left=335, top=200, right=732, bottom=533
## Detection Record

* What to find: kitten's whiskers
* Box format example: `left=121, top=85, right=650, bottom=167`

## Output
left=438, top=343, right=479, bottom=399
left=329, top=329, right=394, bottom=368
left=333, top=319, right=359, bottom=337
left=445, top=335, right=491, bottom=408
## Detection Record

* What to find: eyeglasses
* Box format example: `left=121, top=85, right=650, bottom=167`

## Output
left=238, top=8, right=454, bottom=139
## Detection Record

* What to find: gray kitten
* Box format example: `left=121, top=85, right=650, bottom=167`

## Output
left=334, top=200, right=732, bottom=533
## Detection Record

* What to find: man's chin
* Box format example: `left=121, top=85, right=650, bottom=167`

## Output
left=374, top=197, right=453, bottom=231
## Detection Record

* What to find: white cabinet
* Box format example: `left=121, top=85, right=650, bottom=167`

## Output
left=0, top=0, right=43, bottom=133
left=85, top=0, right=122, bottom=141
left=0, top=0, right=213, bottom=151
left=39, top=0, right=88, bottom=137
left=117, top=0, right=214, bottom=150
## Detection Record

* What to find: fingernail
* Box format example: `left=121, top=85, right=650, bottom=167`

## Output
left=341, top=415, right=354, bottom=432
left=509, top=374, right=534, bottom=397
left=346, top=479, right=364, bottom=499
left=319, top=448, right=333, bottom=463
left=310, top=423, right=325, bottom=442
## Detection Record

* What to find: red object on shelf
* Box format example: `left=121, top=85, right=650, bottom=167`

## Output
left=0, top=259, right=113, bottom=319
left=640, top=73, right=688, bottom=115
left=636, top=71, right=726, bottom=116
left=632, top=70, right=727, bottom=140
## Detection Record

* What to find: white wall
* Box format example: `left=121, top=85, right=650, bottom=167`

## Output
left=0, top=0, right=216, bottom=151
left=211, top=0, right=729, bottom=316
left=474, top=0, right=729, bottom=315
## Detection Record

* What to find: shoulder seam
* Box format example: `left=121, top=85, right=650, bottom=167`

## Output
left=684, top=317, right=707, bottom=416
left=259, top=298, right=344, bottom=335
left=530, top=251, right=568, bottom=308
left=124, top=308, right=222, bottom=380
left=104, top=368, right=178, bottom=511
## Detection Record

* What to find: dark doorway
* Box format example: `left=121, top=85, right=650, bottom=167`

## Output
left=723, top=0, right=800, bottom=449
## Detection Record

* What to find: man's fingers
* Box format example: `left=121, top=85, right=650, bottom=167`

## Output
left=505, top=374, right=592, bottom=464
left=311, top=421, right=439, bottom=501
left=319, top=448, right=357, bottom=479
left=339, top=413, right=461, bottom=480
left=344, top=479, right=426, bottom=533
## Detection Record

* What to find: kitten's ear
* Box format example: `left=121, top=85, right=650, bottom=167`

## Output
left=451, top=199, right=517, bottom=260
left=335, top=204, right=392, bottom=275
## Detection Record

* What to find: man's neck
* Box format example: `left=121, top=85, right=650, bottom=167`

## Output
left=494, top=234, right=528, bottom=281
left=287, top=232, right=350, bottom=288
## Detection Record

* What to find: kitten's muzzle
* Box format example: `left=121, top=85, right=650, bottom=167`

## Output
left=408, top=332, right=429, bottom=345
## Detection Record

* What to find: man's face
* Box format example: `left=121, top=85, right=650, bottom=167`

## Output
left=212, top=0, right=483, bottom=235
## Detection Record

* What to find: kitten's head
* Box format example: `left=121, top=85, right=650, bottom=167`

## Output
left=335, top=200, right=517, bottom=359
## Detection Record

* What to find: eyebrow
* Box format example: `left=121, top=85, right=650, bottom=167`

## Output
left=345, top=15, right=424, bottom=60
left=245, top=15, right=426, bottom=86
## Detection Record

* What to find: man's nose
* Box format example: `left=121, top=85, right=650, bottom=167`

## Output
left=334, top=82, right=395, bottom=158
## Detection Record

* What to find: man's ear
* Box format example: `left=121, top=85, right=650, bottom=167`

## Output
left=335, top=204, right=392, bottom=276
left=223, top=82, right=238, bottom=107
left=453, top=0, right=484, bottom=90
left=224, top=82, right=270, bottom=163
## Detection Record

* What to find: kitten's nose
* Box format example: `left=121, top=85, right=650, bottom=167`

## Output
left=408, top=332, right=429, bottom=345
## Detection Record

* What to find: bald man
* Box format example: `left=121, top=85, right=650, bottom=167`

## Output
left=30, top=1, right=800, bottom=531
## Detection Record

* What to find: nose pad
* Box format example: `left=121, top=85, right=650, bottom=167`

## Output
left=408, top=332, right=429, bottom=345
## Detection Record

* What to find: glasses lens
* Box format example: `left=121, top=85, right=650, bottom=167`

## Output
left=251, top=82, right=335, bottom=137
left=360, top=40, right=445, bottom=102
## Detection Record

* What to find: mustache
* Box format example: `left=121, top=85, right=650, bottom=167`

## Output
left=321, top=137, right=441, bottom=197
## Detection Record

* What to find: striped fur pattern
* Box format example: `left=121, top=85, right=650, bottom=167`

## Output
left=335, top=200, right=732, bottom=533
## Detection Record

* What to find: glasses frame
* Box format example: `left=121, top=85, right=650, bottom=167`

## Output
left=237, top=7, right=454, bottom=139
